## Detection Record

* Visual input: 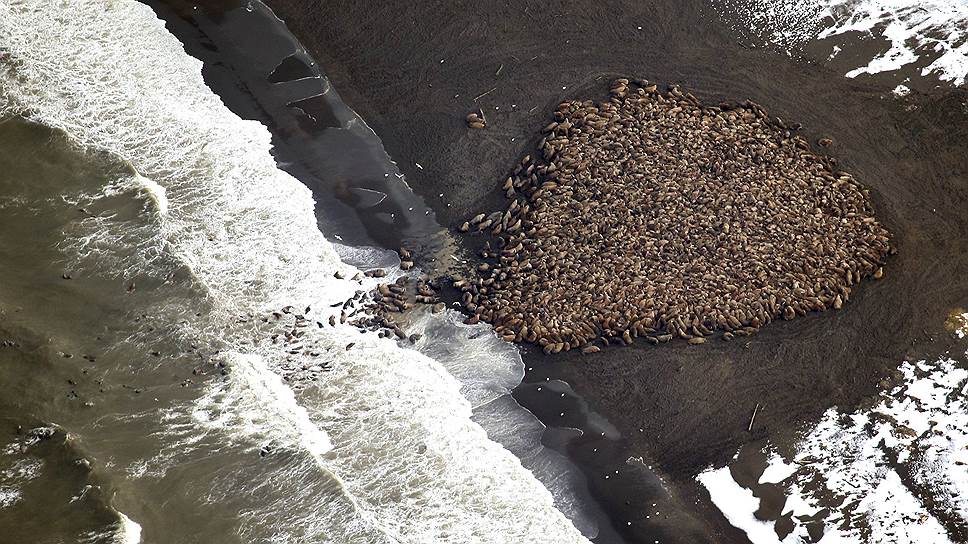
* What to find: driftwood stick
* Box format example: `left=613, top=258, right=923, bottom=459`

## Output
left=473, top=87, right=497, bottom=102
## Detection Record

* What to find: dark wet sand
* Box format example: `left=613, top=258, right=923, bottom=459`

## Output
left=256, top=0, right=965, bottom=540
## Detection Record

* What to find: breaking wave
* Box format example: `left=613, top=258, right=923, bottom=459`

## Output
left=0, top=0, right=587, bottom=541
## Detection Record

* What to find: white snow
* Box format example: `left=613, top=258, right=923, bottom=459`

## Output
left=699, top=354, right=968, bottom=543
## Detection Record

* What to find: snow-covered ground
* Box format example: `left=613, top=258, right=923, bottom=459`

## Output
left=699, top=353, right=968, bottom=542
left=714, top=0, right=968, bottom=86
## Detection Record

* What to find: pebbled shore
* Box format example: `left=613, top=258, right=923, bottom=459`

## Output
left=265, top=0, right=968, bottom=541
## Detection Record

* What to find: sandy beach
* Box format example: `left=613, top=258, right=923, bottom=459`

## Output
left=262, top=0, right=968, bottom=540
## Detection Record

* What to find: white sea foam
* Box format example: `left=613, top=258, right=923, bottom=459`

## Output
left=114, top=512, right=142, bottom=544
left=0, top=448, right=41, bottom=510
left=0, top=487, right=19, bottom=508
left=134, top=174, right=169, bottom=217
left=0, top=1, right=587, bottom=542
left=714, top=0, right=968, bottom=86
left=192, top=354, right=334, bottom=458
left=80, top=511, right=143, bottom=544
left=406, top=307, right=523, bottom=408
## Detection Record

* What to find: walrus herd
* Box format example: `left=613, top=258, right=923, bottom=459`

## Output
left=455, top=78, right=894, bottom=353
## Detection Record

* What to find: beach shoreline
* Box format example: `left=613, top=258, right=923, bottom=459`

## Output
left=261, top=0, right=968, bottom=540
left=143, top=0, right=968, bottom=541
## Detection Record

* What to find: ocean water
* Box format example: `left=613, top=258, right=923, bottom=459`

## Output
left=712, top=0, right=968, bottom=86
left=0, top=1, right=592, bottom=542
